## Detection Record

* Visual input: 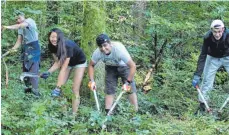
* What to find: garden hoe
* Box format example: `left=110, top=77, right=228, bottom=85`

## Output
left=196, top=86, right=212, bottom=114
left=20, top=72, right=40, bottom=82
left=101, top=91, right=125, bottom=130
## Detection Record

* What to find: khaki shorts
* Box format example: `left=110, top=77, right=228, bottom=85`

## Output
left=105, top=65, right=137, bottom=95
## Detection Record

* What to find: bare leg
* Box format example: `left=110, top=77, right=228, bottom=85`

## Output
left=72, top=67, right=85, bottom=113
left=128, top=93, right=138, bottom=111
left=105, top=94, right=115, bottom=109
left=56, top=68, right=71, bottom=87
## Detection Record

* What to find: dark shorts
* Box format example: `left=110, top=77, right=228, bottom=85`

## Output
left=105, top=65, right=137, bottom=95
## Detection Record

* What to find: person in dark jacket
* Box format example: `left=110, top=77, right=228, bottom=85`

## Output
left=40, top=28, right=87, bottom=114
left=192, top=20, right=229, bottom=112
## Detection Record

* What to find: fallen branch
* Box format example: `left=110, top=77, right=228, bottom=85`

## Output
left=1, top=51, right=10, bottom=59
left=142, top=39, right=167, bottom=92
left=3, top=58, right=8, bottom=88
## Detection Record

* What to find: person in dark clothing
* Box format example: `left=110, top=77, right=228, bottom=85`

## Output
left=192, top=20, right=229, bottom=112
left=40, top=28, right=87, bottom=114
left=2, top=11, right=41, bottom=97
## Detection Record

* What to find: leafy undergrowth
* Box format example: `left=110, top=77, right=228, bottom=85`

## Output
left=2, top=82, right=229, bottom=134
left=1, top=60, right=229, bottom=135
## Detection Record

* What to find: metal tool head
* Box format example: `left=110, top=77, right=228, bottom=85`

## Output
left=20, top=72, right=40, bottom=82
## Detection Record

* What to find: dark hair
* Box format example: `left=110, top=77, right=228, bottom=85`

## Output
left=96, top=34, right=110, bottom=47
left=48, top=28, right=67, bottom=66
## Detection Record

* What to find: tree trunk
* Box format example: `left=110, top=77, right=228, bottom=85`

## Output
left=131, top=0, right=147, bottom=36
left=80, top=1, right=106, bottom=100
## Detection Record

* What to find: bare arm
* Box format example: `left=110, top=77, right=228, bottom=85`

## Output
left=3, top=22, right=28, bottom=30
left=56, top=58, right=70, bottom=87
left=126, top=58, right=136, bottom=82
left=12, top=35, right=22, bottom=50
left=88, top=60, right=96, bottom=81
left=47, top=54, right=60, bottom=73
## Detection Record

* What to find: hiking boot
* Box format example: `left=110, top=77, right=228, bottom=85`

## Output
left=105, top=109, right=116, bottom=115
left=51, top=88, right=61, bottom=97
left=199, top=103, right=206, bottom=112
left=194, top=103, right=206, bottom=115
left=31, top=88, right=41, bottom=97
left=24, top=87, right=32, bottom=93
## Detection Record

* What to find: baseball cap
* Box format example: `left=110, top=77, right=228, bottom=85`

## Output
left=210, top=20, right=224, bottom=29
left=96, top=34, right=110, bottom=46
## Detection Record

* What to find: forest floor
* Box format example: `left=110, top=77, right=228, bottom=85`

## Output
left=1, top=59, right=229, bottom=135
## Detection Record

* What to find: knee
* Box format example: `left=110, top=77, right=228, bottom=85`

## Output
left=72, top=89, right=79, bottom=95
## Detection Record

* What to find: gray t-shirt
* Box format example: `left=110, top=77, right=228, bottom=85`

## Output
left=91, top=41, right=131, bottom=66
left=18, top=18, right=38, bottom=44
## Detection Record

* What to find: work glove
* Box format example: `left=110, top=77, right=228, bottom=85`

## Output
left=122, top=80, right=132, bottom=92
left=192, top=75, right=200, bottom=88
left=88, top=81, right=96, bottom=90
left=40, top=71, right=51, bottom=79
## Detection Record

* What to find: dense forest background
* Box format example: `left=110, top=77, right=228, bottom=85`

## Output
left=1, top=1, right=229, bottom=134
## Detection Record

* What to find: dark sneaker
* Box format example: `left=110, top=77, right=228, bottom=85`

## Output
left=199, top=103, right=206, bottom=112
left=51, top=89, right=61, bottom=97
left=105, top=109, right=116, bottom=116
left=194, top=103, right=206, bottom=115
left=31, top=88, right=41, bottom=97
left=24, top=87, right=32, bottom=93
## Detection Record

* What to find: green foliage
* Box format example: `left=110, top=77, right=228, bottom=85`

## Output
left=2, top=59, right=229, bottom=134
left=2, top=1, right=229, bottom=135
left=127, top=45, right=152, bottom=68
left=215, top=70, right=229, bottom=85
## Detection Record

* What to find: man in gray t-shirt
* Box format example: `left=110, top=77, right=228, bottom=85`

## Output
left=88, top=34, right=138, bottom=114
left=3, top=11, right=41, bottom=97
